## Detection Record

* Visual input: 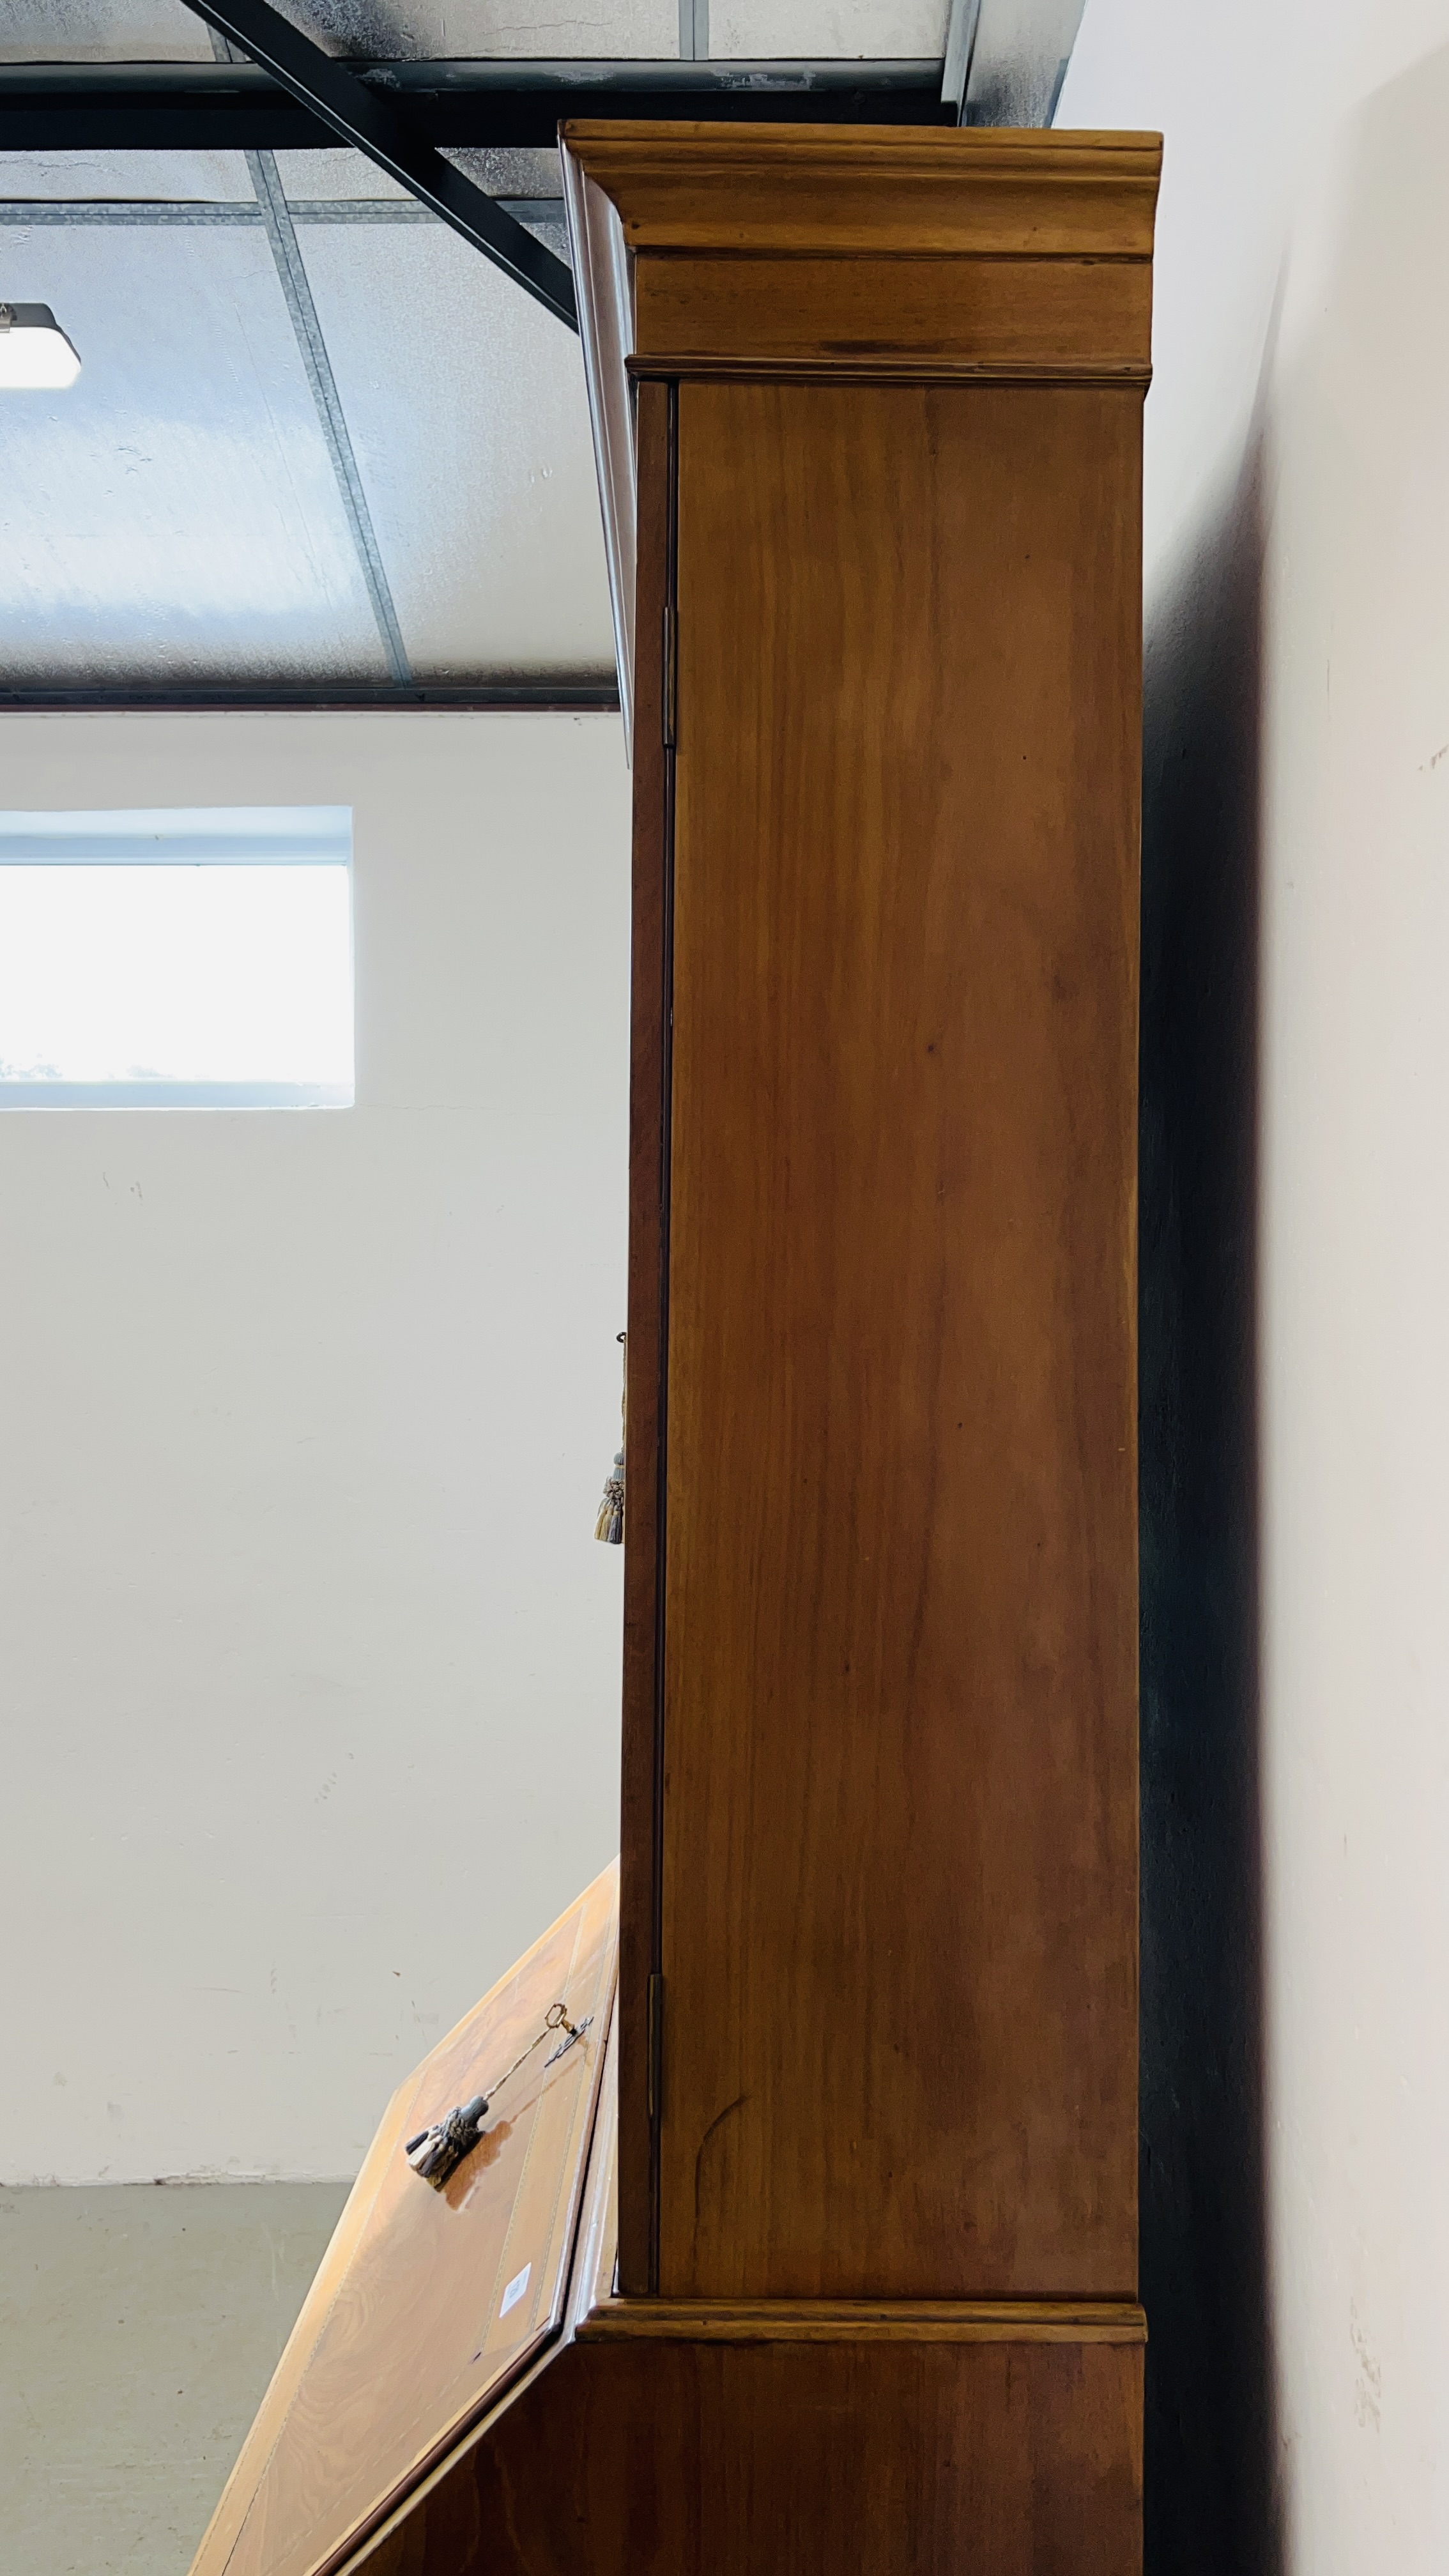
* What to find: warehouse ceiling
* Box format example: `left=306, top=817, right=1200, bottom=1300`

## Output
left=0, top=1, right=1084, bottom=707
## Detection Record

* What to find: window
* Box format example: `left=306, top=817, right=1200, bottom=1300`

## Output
left=0, top=806, right=353, bottom=1108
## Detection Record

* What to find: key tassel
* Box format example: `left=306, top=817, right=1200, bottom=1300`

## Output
left=594, top=1330, right=626, bottom=1545
left=404, top=2094, right=489, bottom=2189
left=595, top=1457, right=624, bottom=1545
left=402, top=2004, right=594, bottom=2190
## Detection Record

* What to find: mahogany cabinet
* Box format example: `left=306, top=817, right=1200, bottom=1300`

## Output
left=576, top=122, right=1160, bottom=2320
left=190, top=121, right=1160, bottom=2576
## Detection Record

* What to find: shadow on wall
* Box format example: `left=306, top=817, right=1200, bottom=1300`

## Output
left=1138, top=440, right=1276, bottom=2576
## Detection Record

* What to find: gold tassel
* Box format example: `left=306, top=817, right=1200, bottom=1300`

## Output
left=595, top=1331, right=626, bottom=1544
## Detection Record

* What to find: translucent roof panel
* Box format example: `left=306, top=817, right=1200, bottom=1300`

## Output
left=263, top=0, right=678, bottom=59
left=0, top=0, right=947, bottom=61
left=0, top=148, right=259, bottom=200
left=281, top=143, right=560, bottom=201
left=0, top=150, right=611, bottom=687
left=712, top=1, right=947, bottom=52
left=0, top=217, right=390, bottom=682
left=0, top=5, right=952, bottom=698
left=0, top=145, right=560, bottom=205
left=286, top=195, right=611, bottom=675
left=0, top=1, right=215, bottom=61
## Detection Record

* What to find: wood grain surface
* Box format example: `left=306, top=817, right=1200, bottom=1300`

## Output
left=344, top=2028, right=1144, bottom=2576
left=188, top=1868, right=617, bottom=2576
left=632, top=253, right=1153, bottom=377
left=350, top=2336, right=1144, bottom=2576
left=656, top=376, right=1142, bottom=2300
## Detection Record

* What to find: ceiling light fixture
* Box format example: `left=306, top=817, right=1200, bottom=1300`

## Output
left=0, top=302, right=80, bottom=389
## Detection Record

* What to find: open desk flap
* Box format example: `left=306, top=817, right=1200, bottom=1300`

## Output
left=190, top=1864, right=618, bottom=2576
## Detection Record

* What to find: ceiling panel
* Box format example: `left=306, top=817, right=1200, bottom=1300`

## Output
left=0, top=0, right=951, bottom=65
left=0, top=144, right=564, bottom=206
left=273, top=0, right=678, bottom=59
left=0, top=1, right=213, bottom=60
left=291, top=208, right=612, bottom=675
left=0, top=148, right=257, bottom=198
left=0, top=8, right=960, bottom=699
left=0, top=220, right=389, bottom=680
left=712, top=0, right=947, bottom=53
left=280, top=142, right=560, bottom=199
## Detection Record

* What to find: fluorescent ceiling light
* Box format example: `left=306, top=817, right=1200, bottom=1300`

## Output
left=0, top=302, right=80, bottom=389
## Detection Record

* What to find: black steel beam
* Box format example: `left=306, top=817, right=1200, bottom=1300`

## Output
left=0, top=680, right=621, bottom=713
left=174, top=0, right=578, bottom=326
left=0, top=58, right=952, bottom=154
left=0, top=60, right=319, bottom=150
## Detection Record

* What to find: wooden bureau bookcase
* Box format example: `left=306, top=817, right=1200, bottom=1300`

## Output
left=190, top=123, right=1160, bottom=2576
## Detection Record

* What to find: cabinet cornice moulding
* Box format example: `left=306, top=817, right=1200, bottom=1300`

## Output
left=560, top=121, right=1163, bottom=263
left=562, top=121, right=1162, bottom=725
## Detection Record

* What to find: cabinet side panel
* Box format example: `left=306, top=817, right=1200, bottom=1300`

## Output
left=617, top=378, right=673, bottom=2295
left=660, top=379, right=1141, bottom=2299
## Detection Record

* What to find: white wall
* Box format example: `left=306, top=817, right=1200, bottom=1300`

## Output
left=1062, top=6, right=1449, bottom=2569
left=0, top=711, right=630, bottom=2186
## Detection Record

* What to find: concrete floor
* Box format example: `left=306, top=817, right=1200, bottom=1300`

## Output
left=0, top=2181, right=350, bottom=2576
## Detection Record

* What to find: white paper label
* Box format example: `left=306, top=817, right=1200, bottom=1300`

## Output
left=500, top=2262, right=531, bottom=2319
